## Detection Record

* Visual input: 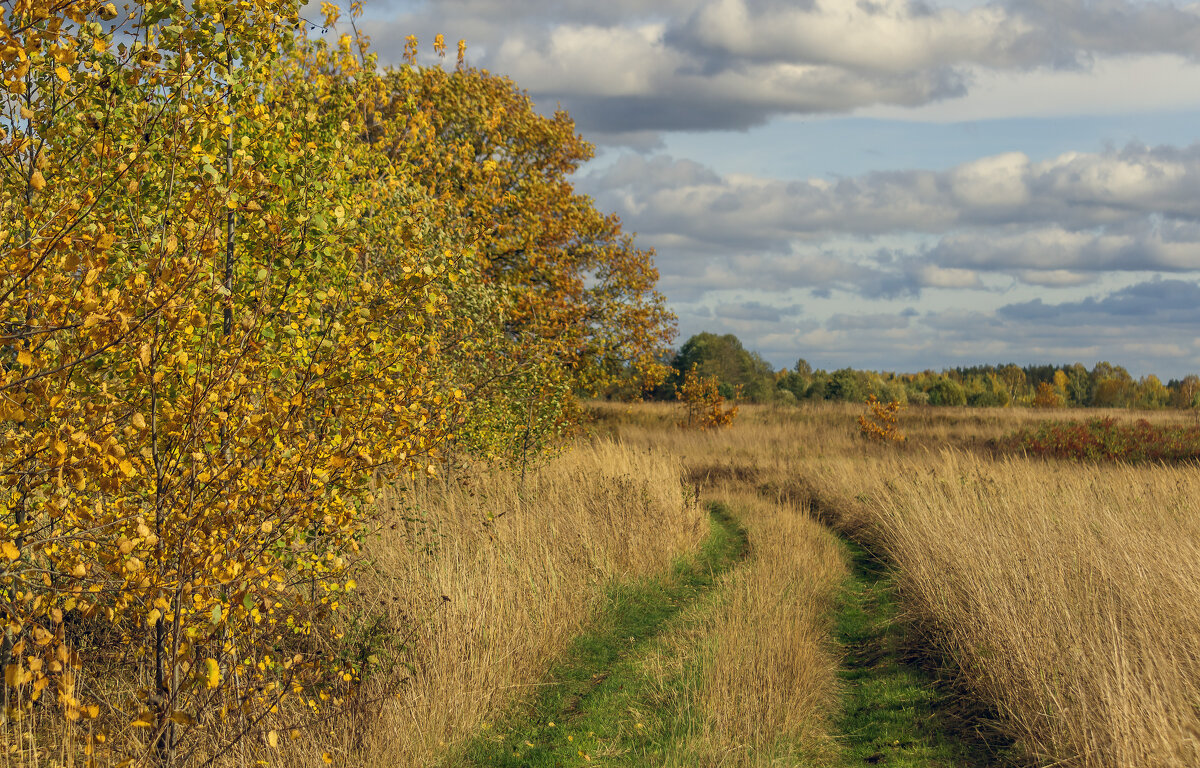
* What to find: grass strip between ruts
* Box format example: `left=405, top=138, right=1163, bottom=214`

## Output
left=452, top=502, right=748, bottom=767
left=833, top=536, right=1023, bottom=768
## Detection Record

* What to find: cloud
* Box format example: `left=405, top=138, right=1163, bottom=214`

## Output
left=365, top=0, right=1200, bottom=138
left=581, top=143, right=1200, bottom=306
left=997, top=277, right=1200, bottom=323
left=673, top=278, right=1200, bottom=378
left=826, top=312, right=913, bottom=331
left=714, top=300, right=803, bottom=322
left=588, top=144, right=1200, bottom=243
left=1015, top=269, right=1096, bottom=287
left=929, top=221, right=1200, bottom=272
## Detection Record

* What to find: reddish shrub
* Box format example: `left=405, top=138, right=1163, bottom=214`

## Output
left=1002, top=418, right=1200, bottom=463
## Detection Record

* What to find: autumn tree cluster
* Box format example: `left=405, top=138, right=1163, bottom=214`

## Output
left=0, top=1, right=671, bottom=763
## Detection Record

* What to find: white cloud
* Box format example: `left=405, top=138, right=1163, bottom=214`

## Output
left=949, top=152, right=1031, bottom=209
left=366, top=0, right=1200, bottom=137
left=916, top=264, right=984, bottom=288
left=1015, top=269, right=1097, bottom=287
left=585, top=144, right=1200, bottom=278
left=858, top=54, right=1200, bottom=121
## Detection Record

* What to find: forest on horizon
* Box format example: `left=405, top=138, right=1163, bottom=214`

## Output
left=628, top=331, right=1200, bottom=409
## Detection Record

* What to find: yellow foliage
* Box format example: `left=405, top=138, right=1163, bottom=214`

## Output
left=858, top=395, right=906, bottom=443
left=0, top=3, right=673, bottom=763
left=1033, top=381, right=1066, bottom=408
left=678, top=365, right=738, bottom=429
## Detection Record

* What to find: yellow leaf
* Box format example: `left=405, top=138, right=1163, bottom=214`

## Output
left=130, top=712, right=154, bottom=727
left=139, top=342, right=152, bottom=368
left=204, top=658, right=221, bottom=689
left=1, top=541, right=18, bottom=561
left=267, top=730, right=279, bottom=748
left=29, top=170, right=45, bottom=191
left=16, top=349, right=31, bottom=366
left=169, top=710, right=196, bottom=726
left=119, top=460, right=134, bottom=477
left=5, top=663, right=27, bottom=686
left=131, top=412, right=147, bottom=430
left=55, top=66, right=71, bottom=83
left=322, top=753, right=333, bottom=765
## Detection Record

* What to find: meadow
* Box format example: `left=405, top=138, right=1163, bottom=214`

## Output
left=7, top=398, right=1199, bottom=766
left=270, top=402, right=1200, bottom=766
left=604, top=402, right=1200, bottom=768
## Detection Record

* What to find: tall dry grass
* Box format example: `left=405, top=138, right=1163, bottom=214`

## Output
left=648, top=488, right=845, bottom=767
left=300, top=440, right=706, bottom=767
left=835, top=452, right=1200, bottom=768
left=603, top=400, right=1200, bottom=768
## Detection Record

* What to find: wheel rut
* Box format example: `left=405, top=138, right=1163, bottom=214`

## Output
left=455, top=503, right=748, bottom=767
left=832, top=536, right=1023, bottom=767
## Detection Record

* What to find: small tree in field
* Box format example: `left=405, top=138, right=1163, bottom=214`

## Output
left=678, top=365, right=738, bottom=429
left=858, top=395, right=905, bottom=443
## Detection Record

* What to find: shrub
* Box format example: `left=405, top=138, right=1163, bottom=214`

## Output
left=927, top=378, right=967, bottom=406
left=858, top=396, right=906, bottom=443
left=1003, top=418, right=1200, bottom=463
left=678, top=365, right=738, bottom=429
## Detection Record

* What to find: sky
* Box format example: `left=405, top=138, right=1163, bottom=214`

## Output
left=356, top=0, right=1200, bottom=379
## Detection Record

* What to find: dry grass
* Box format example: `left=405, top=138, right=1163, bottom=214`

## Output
left=603, top=400, right=1200, bottom=768
left=841, top=452, right=1200, bottom=767
left=24, top=399, right=1191, bottom=766
left=590, top=398, right=1200, bottom=452
left=651, top=488, right=845, bottom=767
left=302, top=440, right=707, bottom=767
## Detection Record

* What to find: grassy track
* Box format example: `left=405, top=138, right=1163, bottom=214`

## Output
left=834, top=538, right=1021, bottom=767
left=454, top=503, right=747, bottom=767
left=451, top=495, right=1022, bottom=768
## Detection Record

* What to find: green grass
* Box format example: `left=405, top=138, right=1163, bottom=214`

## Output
left=453, top=503, right=747, bottom=767
left=833, top=538, right=1021, bottom=767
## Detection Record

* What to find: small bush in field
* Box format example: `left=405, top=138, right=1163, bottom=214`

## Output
left=1005, top=418, right=1200, bottom=463
left=678, top=365, right=738, bottom=429
left=858, top=395, right=906, bottom=443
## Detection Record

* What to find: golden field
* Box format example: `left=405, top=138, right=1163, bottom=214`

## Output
left=17, top=402, right=1193, bottom=766
left=608, top=401, right=1200, bottom=768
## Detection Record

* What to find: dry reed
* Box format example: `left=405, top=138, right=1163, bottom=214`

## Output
left=847, top=452, right=1200, bottom=767
left=655, top=488, right=845, bottom=767
left=605, top=400, right=1200, bottom=768
left=305, top=440, right=706, bottom=767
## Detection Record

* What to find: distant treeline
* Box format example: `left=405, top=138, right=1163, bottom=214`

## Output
left=623, top=332, right=1200, bottom=409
